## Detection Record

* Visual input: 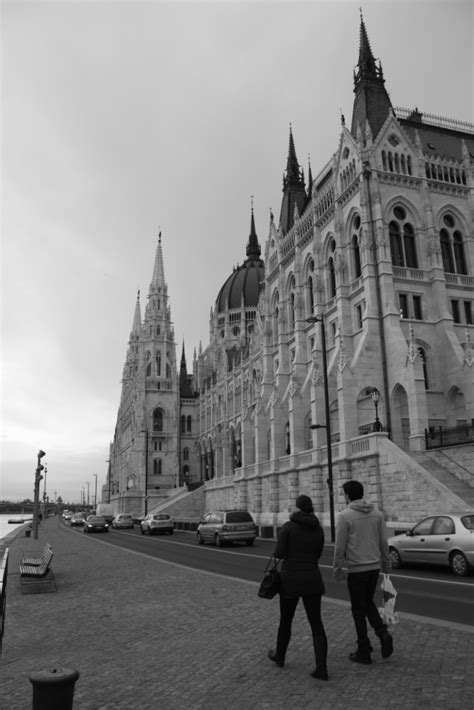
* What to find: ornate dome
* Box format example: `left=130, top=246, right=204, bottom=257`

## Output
left=215, top=210, right=265, bottom=314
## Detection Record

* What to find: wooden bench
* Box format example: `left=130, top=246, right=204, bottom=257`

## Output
left=19, top=548, right=56, bottom=594
left=21, top=542, right=53, bottom=567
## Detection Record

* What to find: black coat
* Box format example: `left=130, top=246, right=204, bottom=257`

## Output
left=273, top=511, right=325, bottom=598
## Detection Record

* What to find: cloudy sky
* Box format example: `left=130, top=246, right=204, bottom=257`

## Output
left=1, top=0, right=472, bottom=503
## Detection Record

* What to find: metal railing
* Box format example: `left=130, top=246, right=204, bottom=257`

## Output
left=425, top=424, right=474, bottom=449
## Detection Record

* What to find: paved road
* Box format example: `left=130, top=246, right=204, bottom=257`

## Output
left=73, top=524, right=474, bottom=627
left=2, top=518, right=473, bottom=710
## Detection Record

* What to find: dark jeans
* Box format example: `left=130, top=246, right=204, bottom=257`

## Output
left=347, top=569, right=386, bottom=649
left=276, top=594, right=327, bottom=668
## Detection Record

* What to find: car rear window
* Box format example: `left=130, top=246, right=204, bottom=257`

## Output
left=226, top=512, right=253, bottom=523
left=153, top=515, right=170, bottom=520
left=461, top=515, right=474, bottom=530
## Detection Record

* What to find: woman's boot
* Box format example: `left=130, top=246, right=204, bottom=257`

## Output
left=310, top=634, right=329, bottom=680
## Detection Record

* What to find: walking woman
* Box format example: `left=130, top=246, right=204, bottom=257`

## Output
left=268, top=494, right=328, bottom=680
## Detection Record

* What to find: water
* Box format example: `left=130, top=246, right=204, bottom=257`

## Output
left=0, top=513, right=33, bottom=544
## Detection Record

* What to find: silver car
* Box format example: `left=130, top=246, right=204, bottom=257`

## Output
left=197, top=510, right=257, bottom=547
left=112, top=514, right=134, bottom=529
left=388, top=513, right=474, bottom=577
left=140, top=513, right=174, bottom=535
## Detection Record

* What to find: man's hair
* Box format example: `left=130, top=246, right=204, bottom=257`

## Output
left=342, top=480, right=364, bottom=501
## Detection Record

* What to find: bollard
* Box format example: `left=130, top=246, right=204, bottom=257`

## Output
left=30, top=667, right=79, bottom=710
left=25, top=530, right=31, bottom=538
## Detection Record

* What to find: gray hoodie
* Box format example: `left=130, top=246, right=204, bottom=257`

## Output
left=333, top=499, right=391, bottom=576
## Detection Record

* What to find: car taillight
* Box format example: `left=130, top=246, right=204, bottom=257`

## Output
left=222, top=525, right=229, bottom=531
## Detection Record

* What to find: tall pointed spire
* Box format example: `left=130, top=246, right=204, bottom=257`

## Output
left=151, top=231, right=166, bottom=292
left=279, top=125, right=307, bottom=235
left=246, top=196, right=262, bottom=261
left=350, top=13, right=393, bottom=140
left=307, top=155, right=313, bottom=202
left=132, top=290, right=142, bottom=337
left=179, top=341, right=195, bottom=398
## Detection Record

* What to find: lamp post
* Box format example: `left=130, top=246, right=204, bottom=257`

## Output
left=141, top=429, right=149, bottom=516
left=85, top=481, right=90, bottom=512
left=33, top=450, right=46, bottom=539
left=93, top=474, right=98, bottom=512
left=307, top=314, right=335, bottom=543
left=42, top=463, right=48, bottom=519
left=371, top=387, right=382, bottom=432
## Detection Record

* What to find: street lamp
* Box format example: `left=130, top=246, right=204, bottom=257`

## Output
left=33, top=449, right=46, bottom=539
left=371, top=387, right=382, bottom=432
left=85, top=481, right=90, bottom=511
left=93, top=474, right=98, bottom=512
left=141, top=429, right=149, bottom=516
left=307, top=314, right=335, bottom=543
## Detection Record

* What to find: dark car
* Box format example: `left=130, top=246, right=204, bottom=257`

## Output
left=83, top=515, right=109, bottom=533
left=70, top=514, right=85, bottom=527
left=197, top=510, right=257, bottom=546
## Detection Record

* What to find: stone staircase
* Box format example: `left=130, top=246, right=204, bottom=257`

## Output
left=411, top=451, right=474, bottom=508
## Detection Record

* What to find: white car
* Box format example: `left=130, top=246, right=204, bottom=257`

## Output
left=388, top=512, right=474, bottom=577
left=140, top=513, right=174, bottom=535
left=112, top=514, right=134, bottom=529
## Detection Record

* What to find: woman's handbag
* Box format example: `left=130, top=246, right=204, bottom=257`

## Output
left=258, top=556, right=281, bottom=599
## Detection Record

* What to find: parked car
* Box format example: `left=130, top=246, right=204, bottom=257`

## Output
left=140, top=513, right=174, bottom=535
left=388, top=512, right=474, bottom=577
left=83, top=515, right=109, bottom=533
left=197, top=510, right=257, bottom=547
left=62, top=511, right=73, bottom=521
left=112, top=514, right=134, bottom=529
left=70, top=514, right=85, bottom=527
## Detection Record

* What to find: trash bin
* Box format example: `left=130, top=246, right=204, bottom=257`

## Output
left=30, top=667, right=80, bottom=710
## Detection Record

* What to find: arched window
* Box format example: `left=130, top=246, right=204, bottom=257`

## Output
left=273, top=292, right=280, bottom=341
left=156, top=351, right=161, bottom=376
left=187, top=415, right=192, bottom=433
left=153, top=408, right=164, bottom=432
left=352, top=215, right=362, bottom=279
left=418, top=347, right=429, bottom=389
left=153, top=458, right=162, bottom=475
left=389, top=205, right=418, bottom=268
left=180, top=415, right=186, bottom=433
left=328, top=257, right=336, bottom=297
left=439, top=214, right=467, bottom=274
left=146, top=362, right=152, bottom=376
left=285, top=421, right=290, bottom=455
left=183, top=447, right=189, bottom=461
left=156, top=325, right=160, bottom=335
left=288, top=277, right=296, bottom=329
left=166, top=363, right=171, bottom=378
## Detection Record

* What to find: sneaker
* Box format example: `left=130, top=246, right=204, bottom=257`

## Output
left=268, top=650, right=284, bottom=668
left=348, top=651, right=372, bottom=665
left=379, top=631, right=393, bottom=659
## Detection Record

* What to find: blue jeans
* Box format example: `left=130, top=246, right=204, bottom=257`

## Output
left=347, top=569, right=386, bottom=649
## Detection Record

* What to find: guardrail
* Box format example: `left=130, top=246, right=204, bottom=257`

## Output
left=0, top=548, right=9, bottom=655
left=425, top=424, right=474, bottom=449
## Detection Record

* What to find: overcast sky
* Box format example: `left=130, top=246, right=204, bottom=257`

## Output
left=1, top=0, right=472, bottom=504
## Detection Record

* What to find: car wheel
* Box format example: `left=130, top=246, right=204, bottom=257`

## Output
left=450, top=551, right=470, bottom=577
left=148, top=528, right=154, bottom=535
left=389, top=547, right=402, bottom=569
left=169, top=529, right=173, bottom=535
left=215, top=534, right=223, bottom=547
left=197, top=532, right=204, bottom=545
left=140, top=526, right=145, bottom=535
left=246, top=539, right=255, bottom=546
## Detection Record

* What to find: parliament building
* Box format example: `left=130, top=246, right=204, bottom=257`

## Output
left=106, top=16, right=474, bottom=529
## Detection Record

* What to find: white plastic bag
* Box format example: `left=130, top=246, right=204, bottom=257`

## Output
left=378, top=573, right=400, bottom=626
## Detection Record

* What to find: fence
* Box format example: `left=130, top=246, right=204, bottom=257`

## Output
left=425, top=423, right=474, bottom=449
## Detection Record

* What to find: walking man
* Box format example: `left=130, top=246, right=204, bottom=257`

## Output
left=333, top=480, right=393, bottom=664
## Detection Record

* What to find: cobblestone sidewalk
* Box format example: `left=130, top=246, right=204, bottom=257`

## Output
left=1, top=518, right=473, bottom=710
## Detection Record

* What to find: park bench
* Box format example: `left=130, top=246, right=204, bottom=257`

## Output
left=19, top=548, right=56, bottom=594
left=20, top=542, right=53, bottom=566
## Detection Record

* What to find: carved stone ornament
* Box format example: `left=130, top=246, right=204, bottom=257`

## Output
left=406, top=324, right=420, bottom=365
left=269, top=388, right=280, bottom=408
left=464, top=330, right=473, bottom=368
left=289, top=378, right=300, bottom=398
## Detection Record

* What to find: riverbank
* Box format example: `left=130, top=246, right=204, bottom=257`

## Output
left=2, top=516, right=473, bottom=709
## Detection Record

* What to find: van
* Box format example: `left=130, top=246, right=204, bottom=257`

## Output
left=95, top=503, right=114, bottom=523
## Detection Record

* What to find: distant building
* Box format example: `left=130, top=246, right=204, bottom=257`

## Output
left=107, top=16, right=473, bottom=524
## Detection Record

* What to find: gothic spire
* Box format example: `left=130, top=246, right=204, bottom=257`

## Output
left=246, top=196, right=262, bottom=261
left=179, top=341, right=195, bottom=398
left=279, top=125, right=307, bottom=235
left=150, top=231, right=166, bottom=293
left=350, top=13, right=393, bottom=140
left=131, top=290, right=142, bottom=337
